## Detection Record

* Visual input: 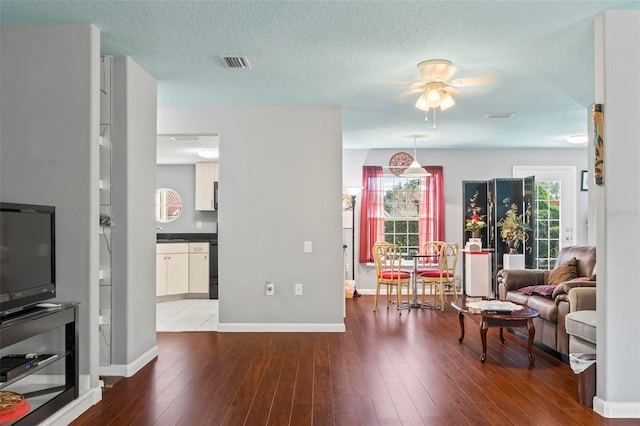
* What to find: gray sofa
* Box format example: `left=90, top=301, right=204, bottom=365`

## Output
left=565, top=288, right=597, bottom=354
left=497, top=246, right=596, bottom=357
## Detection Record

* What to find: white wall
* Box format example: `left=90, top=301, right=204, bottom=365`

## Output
left=109, top=57, right=158, bottom=373
left=593, top=10, right=640, bottom=418
left=158, top=107, right=345, bottom=330
left=0, top=23, right=101, bottom=398
left=343, top=148, right=589, bottom=291
left=1, top=26, right=162, bottom=423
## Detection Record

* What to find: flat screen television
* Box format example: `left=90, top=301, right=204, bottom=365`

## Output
left=0, top=202, right=56, bottom=317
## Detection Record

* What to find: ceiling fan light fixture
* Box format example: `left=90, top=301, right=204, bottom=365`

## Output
left=426, top=88, right=441, bottom=108
left=414, top=94, right=428, bottom=112
left=439, top=91, right=455, bottom=110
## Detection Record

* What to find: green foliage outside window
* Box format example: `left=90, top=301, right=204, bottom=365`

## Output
left=383, top=178, right=420, bottom=253
left=535, top=183, right=560, bottom=269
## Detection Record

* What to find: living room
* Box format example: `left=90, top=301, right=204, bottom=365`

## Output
left=0, top=2, right=639, bottom=424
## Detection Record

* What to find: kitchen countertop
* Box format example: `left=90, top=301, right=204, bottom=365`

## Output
left=157, top=233, right=217, bottom=243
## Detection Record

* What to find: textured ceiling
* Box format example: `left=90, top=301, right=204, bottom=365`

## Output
left=2, top=0, right=639, bottom=154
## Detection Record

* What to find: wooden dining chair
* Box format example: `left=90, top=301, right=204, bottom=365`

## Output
left=417, top=242, right=459, bottom=311
left=372, top=241, right=412, bottom=314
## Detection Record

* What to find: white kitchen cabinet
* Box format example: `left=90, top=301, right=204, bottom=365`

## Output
left=156, top=243, right=189, bottom=296
left=189, top=242, right=209, bottom=294
left=195, top=162, right=218, bottom=211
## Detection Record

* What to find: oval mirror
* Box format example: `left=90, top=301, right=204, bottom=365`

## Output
left=155, top=188, right=183, bottom=223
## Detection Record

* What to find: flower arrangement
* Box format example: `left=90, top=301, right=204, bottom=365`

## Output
left=465, top=213, right=487, bottom=233
left=497, top=199, right=532, bottom=249
left=465, top=190, right=487, bottom=234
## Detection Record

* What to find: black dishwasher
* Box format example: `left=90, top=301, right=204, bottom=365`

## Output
left=209, top=238, right=218, bottom=299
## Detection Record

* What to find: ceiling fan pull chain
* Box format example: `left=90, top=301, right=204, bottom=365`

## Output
left=433, top=109, right=436, bottom=129
left=424, top=108, right=429, bottom=122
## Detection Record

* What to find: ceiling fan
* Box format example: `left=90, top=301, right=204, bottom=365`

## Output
left=391, top=59, right=492, bottom=114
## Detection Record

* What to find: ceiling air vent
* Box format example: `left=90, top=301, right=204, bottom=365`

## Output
left=219, top=55, right=251, bottom=69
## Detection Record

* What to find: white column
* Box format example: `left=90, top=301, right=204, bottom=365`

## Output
left=593, top=10, right=640, bottom=418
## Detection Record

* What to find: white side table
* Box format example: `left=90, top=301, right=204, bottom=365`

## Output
left=464, top=250, right=492, bottom=297
left=503, top=253, right=525, bottom=270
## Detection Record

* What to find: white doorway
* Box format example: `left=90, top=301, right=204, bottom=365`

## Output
left=513, top=166, right=576, bottom=269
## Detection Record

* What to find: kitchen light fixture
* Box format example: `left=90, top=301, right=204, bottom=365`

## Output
left=197, top=149, right=218, bottom=159
left=400, top=136, right=430, bottom=178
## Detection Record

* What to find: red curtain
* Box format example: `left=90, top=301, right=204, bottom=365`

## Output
left=359, top=166, right=385, bottom=263
left=359, top=165, right=444, bottom=263
left=419, top=166, right=445, bottom=249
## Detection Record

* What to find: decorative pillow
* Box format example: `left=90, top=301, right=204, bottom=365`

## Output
left=519, top=285, right=556, bottom=297
left=544, top=257, right=578, bottom=285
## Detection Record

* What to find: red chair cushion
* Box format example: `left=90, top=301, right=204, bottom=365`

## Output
left=379, top=269, right=411, bottom=279
left=417, top=270, right=453, bottom=278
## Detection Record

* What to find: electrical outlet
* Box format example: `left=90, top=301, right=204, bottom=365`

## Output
left=99, top=309, right=111, bottom=325
left=295, top=283, right=303, bottom=296
left=196, top=221, right=203, bottom=229
left=265, top=282, right=275, bottom=296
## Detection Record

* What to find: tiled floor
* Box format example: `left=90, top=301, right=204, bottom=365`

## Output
left=156, top=298, right=219, bottom=332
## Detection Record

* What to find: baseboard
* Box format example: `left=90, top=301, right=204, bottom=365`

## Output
left=39, top=386, right=102, bottom=426
left=218, top=323, right=345, bottom=332
left=98, top=345, right=159, bottom=377
left=353, top=289, right=457, bottom=296
left=594, top=396, right=640, bottom=418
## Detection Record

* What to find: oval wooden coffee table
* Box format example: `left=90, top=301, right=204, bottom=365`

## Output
left=451, top=296, right=540, bottom=365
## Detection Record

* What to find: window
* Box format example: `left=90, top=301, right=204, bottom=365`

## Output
left=534, top=181, right=560, bottom=269
left=359, top=165, right=444, bottom=263
left=513, top=165, right=577, bottom=269
left=383, top=177, right=420, bottom=253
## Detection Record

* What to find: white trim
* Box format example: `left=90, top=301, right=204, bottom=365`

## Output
left=512, top=165, right=577, bottom=248
left=218, top=323, right=345, bottom=332
left=594, top=397, right=640, bottom=418
left=98, top=345, right=159, bottom=378
left=39, top=386, right=102, bottom=426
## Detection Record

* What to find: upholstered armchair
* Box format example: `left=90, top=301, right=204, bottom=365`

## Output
left=497, top=246, right=596, bottom=357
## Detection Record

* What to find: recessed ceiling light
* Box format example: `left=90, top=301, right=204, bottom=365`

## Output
left=566, top=134, right=588, bottom=144
left=170, top=135, right=198, bottom=141
left=198, top=150, right=218, bottom=159
left=484, top=113, right=516, bottom=119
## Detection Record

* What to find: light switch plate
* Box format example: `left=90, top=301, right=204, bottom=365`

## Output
left=304, top=241, right=312, bottom=253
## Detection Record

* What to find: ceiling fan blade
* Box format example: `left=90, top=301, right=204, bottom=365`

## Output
left=450, top=76, right=492, bottom=87
left=394, top=88, right=423, bottom=100
left=380, top=80, right=415, bottom=86
left=442, top=87, right=461, bottom=98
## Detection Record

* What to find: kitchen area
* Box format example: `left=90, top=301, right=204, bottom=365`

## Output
left=156, top=135, right=220, bottom=331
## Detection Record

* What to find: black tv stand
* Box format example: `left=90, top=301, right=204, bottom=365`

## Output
left=0, top=304, right=52, bottom=324
left=0, top=303, right=79, bottom=425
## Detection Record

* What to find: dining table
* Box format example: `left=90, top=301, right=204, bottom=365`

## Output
left=405, top=251, right=439, bottom=310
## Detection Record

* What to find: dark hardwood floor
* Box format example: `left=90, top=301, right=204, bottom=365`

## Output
left=72, top=296, right=639, bottom=425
